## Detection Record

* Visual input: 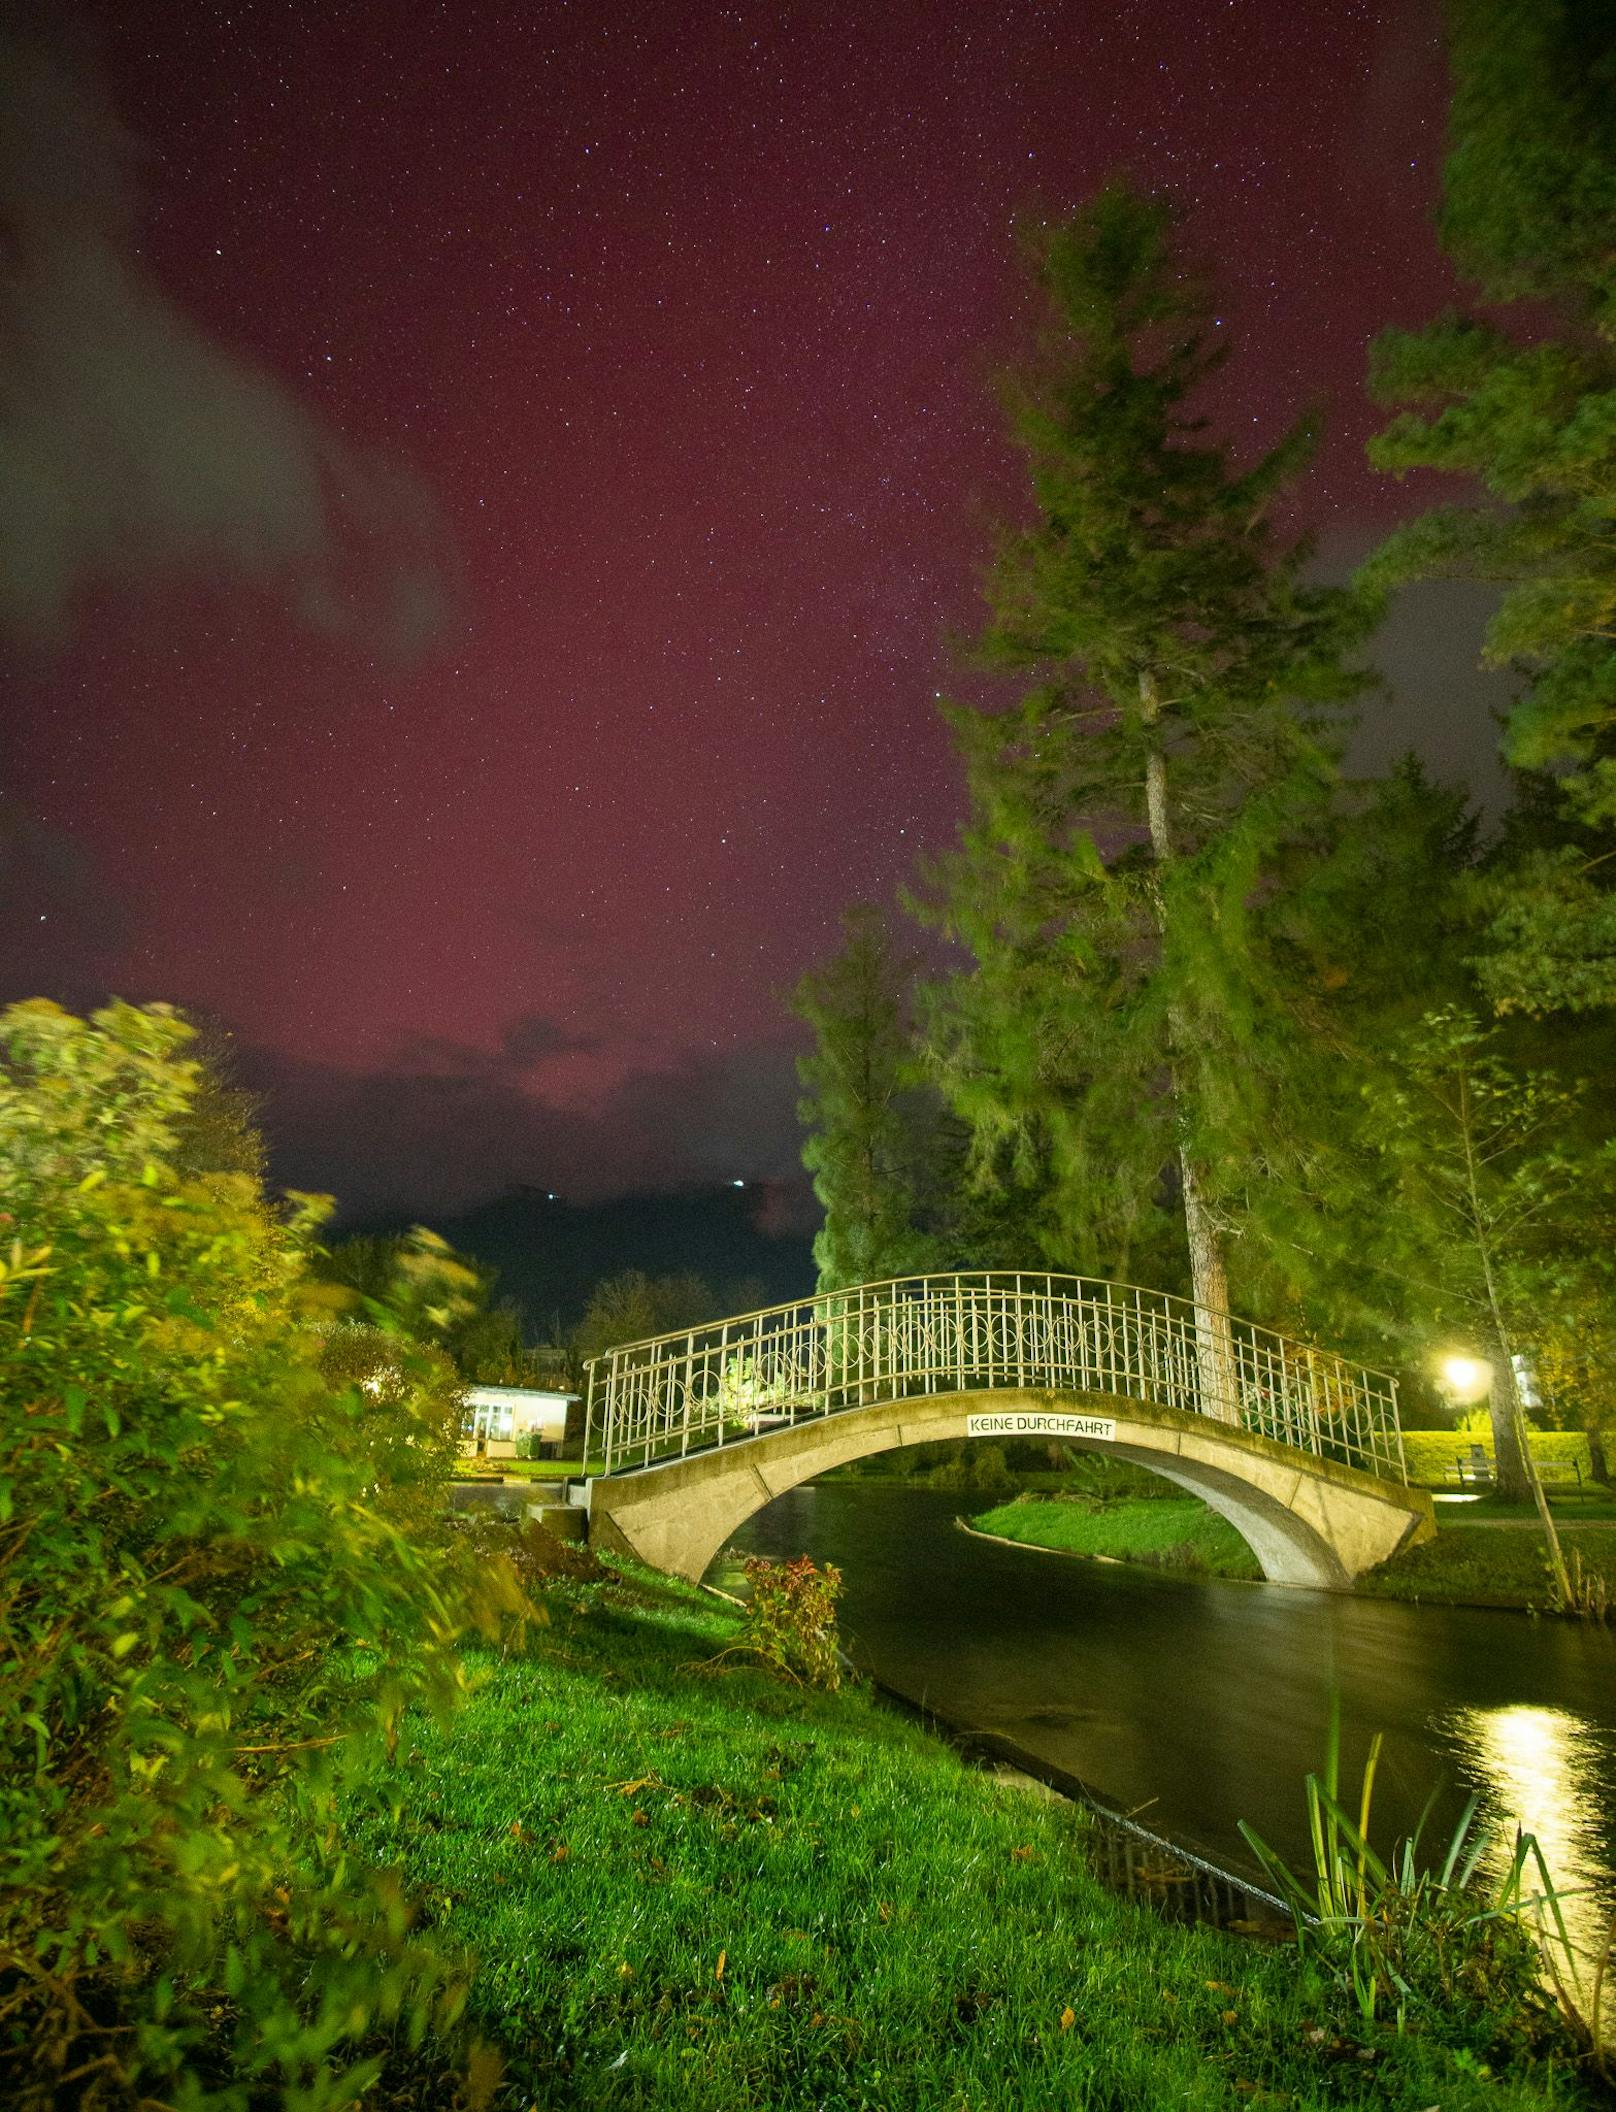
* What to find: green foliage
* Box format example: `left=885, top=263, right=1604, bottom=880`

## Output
left=167, top=1012, right=268, bottom=1184
left=1401, top=1429, right=1599, bottom=1483
left=1239, top=1713, right=1569, bottom=2064
left=920, top=181, right=1369, bottom=1297
left=736, top=1555, right=844, bottom=1691
left=315, top=1223, right=532, bottom=1382
left=1436, top=0, right=1616, bottom=319
left=313, top=1320, right=469, bottom=1531
left=0, top=1000, right=523, bottom=2108
left=571, top=1267, right=720, bottom=1363
left=1360, top=1006, right=1616, bottom=1508
left=1362, top=1521, right=1616, bottom=1611
left=1362, top=0, right=1616, bottom=1012
left=792, top=905, right=942, bottom=1289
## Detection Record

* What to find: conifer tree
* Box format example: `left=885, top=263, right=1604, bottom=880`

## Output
left=1244, top=760, right=1482, bottom=1349
left=1362, top=0, right=1616, bottom=1014
left=922, top=184, right=1366, bottom=1417
left=793, top=905, right=939, bottom=1291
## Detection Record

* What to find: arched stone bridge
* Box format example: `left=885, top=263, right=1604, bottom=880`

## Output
left=578, top=1273, right=1434, bottom=1591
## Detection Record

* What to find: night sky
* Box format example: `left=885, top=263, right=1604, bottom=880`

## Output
left=4, top=0, right=1517, bottom=1221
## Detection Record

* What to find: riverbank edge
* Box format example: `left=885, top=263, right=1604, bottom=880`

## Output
left=355, top=1549, right=1592, bottom=2109
left=861, top=1658, right=1295, bottom=1926
left=696, top=1580, right=1294, bottom=1927
left=961, top=1501, right=1614, bottom=1615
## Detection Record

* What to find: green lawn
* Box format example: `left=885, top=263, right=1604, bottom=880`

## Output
left=968, top=1480, right=1616, bottom=1611
left=454, top=1458, right=584, bottom=1481
left=1358, top=1523, right=1616, bottom=1608
left=969, top=1494, right=1264, bottom=1580
left=350, top=1556, right=1587, bottom=2108
left=1428, top=1491, right=1616, bottom=1522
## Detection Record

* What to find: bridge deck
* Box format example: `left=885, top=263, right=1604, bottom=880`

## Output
left=584, top=1272, right=1406, bottom=1488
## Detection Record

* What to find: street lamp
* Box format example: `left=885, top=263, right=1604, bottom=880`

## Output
left=1439, top=1353, right=1494, bottom=1404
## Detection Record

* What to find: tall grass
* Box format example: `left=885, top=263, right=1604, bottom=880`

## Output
left=1239, top=1703, right=1608, bottom=2079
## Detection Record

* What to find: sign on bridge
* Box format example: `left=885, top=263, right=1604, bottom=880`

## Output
left=967, top=1411, right=1116, bottom=1441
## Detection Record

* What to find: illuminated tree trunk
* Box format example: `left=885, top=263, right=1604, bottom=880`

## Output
left=1140, top=670, right=1240, bottom=1426
left=1478, top=1236, right=1571, bottom=1604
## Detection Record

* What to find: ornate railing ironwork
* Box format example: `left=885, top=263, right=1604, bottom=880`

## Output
left=582, top=1272, right=1406, bottom=1485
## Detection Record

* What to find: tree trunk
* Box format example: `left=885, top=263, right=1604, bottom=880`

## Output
left=1181, top=1152, right=1240, bottom=1424
left=1139, top=670, right=1240, bottom=1426
left=1484, top=1361, right=1531, bottom=1503
left=1587, top=1425, right=1610, bottom=1487
left=1483, top=1286, right=1572, bottom=1607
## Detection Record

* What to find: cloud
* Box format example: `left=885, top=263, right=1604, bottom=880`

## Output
left=0, top=16, right=450, bottom=653
left=240, top=1021, right=808, bottom=1219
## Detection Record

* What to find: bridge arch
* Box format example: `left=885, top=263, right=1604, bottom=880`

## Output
left=580, top=1275, right=1433, bottom=1591
left=583, top=1386, right=1432, bottom=1589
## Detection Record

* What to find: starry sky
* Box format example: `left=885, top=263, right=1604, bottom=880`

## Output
left=3, top=0, right=1516, bottom=1220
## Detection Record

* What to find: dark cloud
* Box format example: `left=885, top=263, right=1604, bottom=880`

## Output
left=0, top=15, right=450, bottom=653
left=242, top=1023, right=806, bottom=1220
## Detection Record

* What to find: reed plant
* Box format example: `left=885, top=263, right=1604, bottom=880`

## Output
left=1239, top=1705, right=1607, bottom=2077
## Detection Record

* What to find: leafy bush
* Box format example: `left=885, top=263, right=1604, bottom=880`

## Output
left=738, top=1555, right=844, bottom=1689
left=1402, top=1428, right=1599, bottom=1484
left=0, top=1001, right=524, bottom=2109
left=315, top=1318, right=469, bottom=1531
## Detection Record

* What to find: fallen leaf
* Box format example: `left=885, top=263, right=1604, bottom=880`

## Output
left=1222, top=2009, right=1240, bottom=2027
left=631, top=1810, right=650, bottom=1828
left=715, top=1949, right=726, bottom=1981
left=1010, top=1846, right=1034, bottom=1862
left=1059, top=2006, right=1075, bottom=2032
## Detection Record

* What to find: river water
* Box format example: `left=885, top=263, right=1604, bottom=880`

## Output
left=731, top=1485, right=1616, bottom=1963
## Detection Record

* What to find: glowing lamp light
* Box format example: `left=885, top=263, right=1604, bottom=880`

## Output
left=1440, top=1354, right=1494, bottom=1404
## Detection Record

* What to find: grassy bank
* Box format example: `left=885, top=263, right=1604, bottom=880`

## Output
left=351, top=1552, right=1589, bottom=2108
left=968, top=1488, right=1616, bottom=1611
left=970, top=1494, right=1263, bottom=1580
left=1357, top=1522, right=1616, bottom=1609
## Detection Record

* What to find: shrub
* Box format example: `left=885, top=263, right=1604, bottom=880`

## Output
left=0, top=1001, right=524, bottom=2109
left=1402, top=1428, right=1598, bottom=1485
left=738, top=1554, right=844, bottom=1689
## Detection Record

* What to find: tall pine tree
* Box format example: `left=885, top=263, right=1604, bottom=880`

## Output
left=793, top=905, right=940, bottom=1291
left=921, top=184, right=1366, bottom=1417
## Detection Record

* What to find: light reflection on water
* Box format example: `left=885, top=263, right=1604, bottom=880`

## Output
left=1439, top=1702, right=1615, bottom=1985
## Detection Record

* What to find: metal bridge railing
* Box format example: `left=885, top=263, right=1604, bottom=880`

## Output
left=582, top=1272, right=1406, bottom=1486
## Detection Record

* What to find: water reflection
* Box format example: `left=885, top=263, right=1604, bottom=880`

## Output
left=1440, top=1703, right=1615, bottom=1982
